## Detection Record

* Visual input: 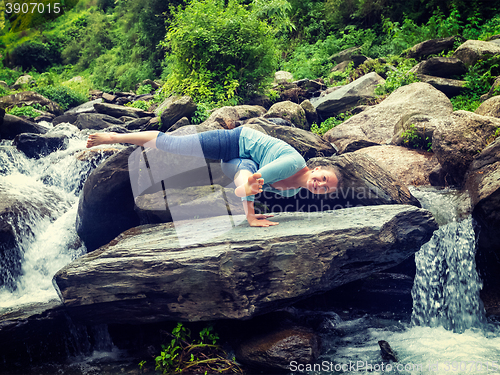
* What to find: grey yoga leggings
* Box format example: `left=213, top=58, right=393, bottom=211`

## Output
left=155, top=127, right=258, bottom=178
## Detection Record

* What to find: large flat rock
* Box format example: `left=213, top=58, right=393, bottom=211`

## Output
left=54, top=206, right=437, bottom=324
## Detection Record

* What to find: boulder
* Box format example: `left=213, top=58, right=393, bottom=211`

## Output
left=264, top=101, right=308, bottom=129
left=52, top=114, right=78, bottom=126
left=264, top=117, right=295, bottom=127
left=0, top=80, right=10, bottom=90
left=74, top=113, right=124, bottom=130
left=1, top=181, right=65, bottom=289
left=294, top=79, right=326, bottom=92
left=411, top=57, right=467, bottom=78
left=76, top=146, right=141, bottom=252
left=13, top=133, right=68, bottom=159
left=53, top=205, right=438, bottom=324
left=331, top=60, right=351, bottom=73
left=475, top=95, right=500, bottom=118
left=0, top=301, right=112, bottom=369
left=453, top=40, right=500, bottom=67
left=0, top=114, right=49, bottom=140
left=481, top=76, right=500, bottom=101
left=102, top=92, right=117, bottom=103
left=0, top=91, right=63, bottom=116
left=11, top=75, right=33, bottom=90
left=464, top=137, right=500, bottom=316
left=392, top=114, right=438, bottom=150
left=94, top=103, right=152, bottom=119
left=124, top=117, right=152, bottom=131
left=156, top=96, right=197, bottom=130
left=329, top=46, right=362, bottom=64
left=63, top=99, right=102, bottom=115
left=274, top=71, right=294, bottom=84
left=300, top=99, right=318, bottom=125
left=432, top=111, right=500, bottom=185
left=354, top=145, right=440, bottom=186
left=311, top=72, right=385, bottom=118
left=134, top=184, right=244, bottom=224
left=406, top=36, right=460, bottom=60
left=236, top=328, right=320, bottom=371
left=416, top=74, right=467, bottom=97
left=204, top=105, right=266, bottom=129
left=244, top=119, right=336, bottom=160
left=166, top=117, right=192, bottom=132
left=324, top=82, right=453, bottom=153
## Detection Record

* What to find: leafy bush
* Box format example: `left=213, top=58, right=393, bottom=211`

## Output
left=163, top=0, right=283, bottom=105
left=137, top=84, right=153, bottom=95
left=191, top=102, right=214, bottom=125
left=401, top=123, right=432, bottom=151
left=153, top=323, right=242, bottom=374
left=311, top=112, right=352, bottom=135
left=35, top=85, right=87, bottom=110
left=125, top=100, right=150, bottom=111
left=9, top=42, right=58, bottom=72
left=281, top=25, right=377, bottom=80
left=451, top=55, right=500, bottom=111
left=374, top=58, right=419, bottom=95
left=7, top=105, right=44, bottom=118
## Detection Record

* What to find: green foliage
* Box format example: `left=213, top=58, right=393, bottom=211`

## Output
left=281, top=25, right=377, bottom=80
left=137, top=84, right=153, bottom=95
left=7, top=105, right=44, bottom=118
left=267, top=89, right=281, bottom=103
left=35, top=85, right=87, bottom=110
left=374, top=58, right=419, bottom=95
left=9, top=41, right=60, bottom=72
left=0, top=85, right=9, bottom=96
left=401, top=123, right=432, bottom=151
left=450, top=55, right=500, bottom=112
left=153, top=323, right=242, bottom=374
left=125, top=100, right=150, bottom=111
left=164, top=0, right=282, bottom=105
left=310, top=112, right=352, bottom=135
left=449, top=95, right=482, bottom=112
left=0, top=67, right=22, bottom=86
left=191, top=102, right=214, bottom=125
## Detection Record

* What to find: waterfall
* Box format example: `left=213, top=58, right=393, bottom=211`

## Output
left=307, top=188, right=500, bottom=375
left=411, top=216, right=486, bottom=333
left=410, top=187, right=486, bottom=333
left=0, top=125, right=119, bottom=310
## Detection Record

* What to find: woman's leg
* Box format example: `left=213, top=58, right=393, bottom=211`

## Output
left=155, top=127, right=243, bottom=161
left=221, top=158, right=263, bottom=197
left=86, top=131, right=160, bottom=148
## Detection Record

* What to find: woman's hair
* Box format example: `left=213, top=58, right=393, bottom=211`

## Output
left=306, top=158, right=343, bottom=195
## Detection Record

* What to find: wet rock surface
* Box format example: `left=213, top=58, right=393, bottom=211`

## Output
left=55, top=205, right=438, bottom=325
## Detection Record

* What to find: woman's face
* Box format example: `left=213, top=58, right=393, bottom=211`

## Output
left=306, top=167, right=339, bottom=194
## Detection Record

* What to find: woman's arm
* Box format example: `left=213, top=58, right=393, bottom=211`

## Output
left=242, top=200, right=277, bottom=227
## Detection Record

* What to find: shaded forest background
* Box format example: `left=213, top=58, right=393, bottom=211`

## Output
left=0, top=0, right=499, bottom=111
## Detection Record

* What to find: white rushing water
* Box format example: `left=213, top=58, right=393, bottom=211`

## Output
left=0, top=125, right=117, bottom=311
left=301, top=187, right=500, bottom=375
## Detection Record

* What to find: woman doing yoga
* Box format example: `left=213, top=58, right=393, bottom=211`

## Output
left=86, top=127, right=339, bottom=227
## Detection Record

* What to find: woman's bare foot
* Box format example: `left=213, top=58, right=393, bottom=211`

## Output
left=86, top=132, right=116, bottom=148
left=235, top=173, right=264, bottom=197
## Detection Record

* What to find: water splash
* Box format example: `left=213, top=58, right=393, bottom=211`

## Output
left=0, top=131, right=121, bottom=310
left=411, top=217, right=486, bottom=333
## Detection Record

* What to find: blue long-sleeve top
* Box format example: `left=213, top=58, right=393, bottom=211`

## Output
left=238, top=127, right=306, bottom=201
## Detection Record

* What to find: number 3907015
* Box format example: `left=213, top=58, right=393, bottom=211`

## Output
left=5, top=3, right=61, bottom=14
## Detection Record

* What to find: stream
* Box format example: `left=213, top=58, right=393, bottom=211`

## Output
left=1, top=124, right=499, bottom=374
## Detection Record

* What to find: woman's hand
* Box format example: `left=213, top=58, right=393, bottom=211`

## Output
left=247, top=214, right=278, bottom=227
